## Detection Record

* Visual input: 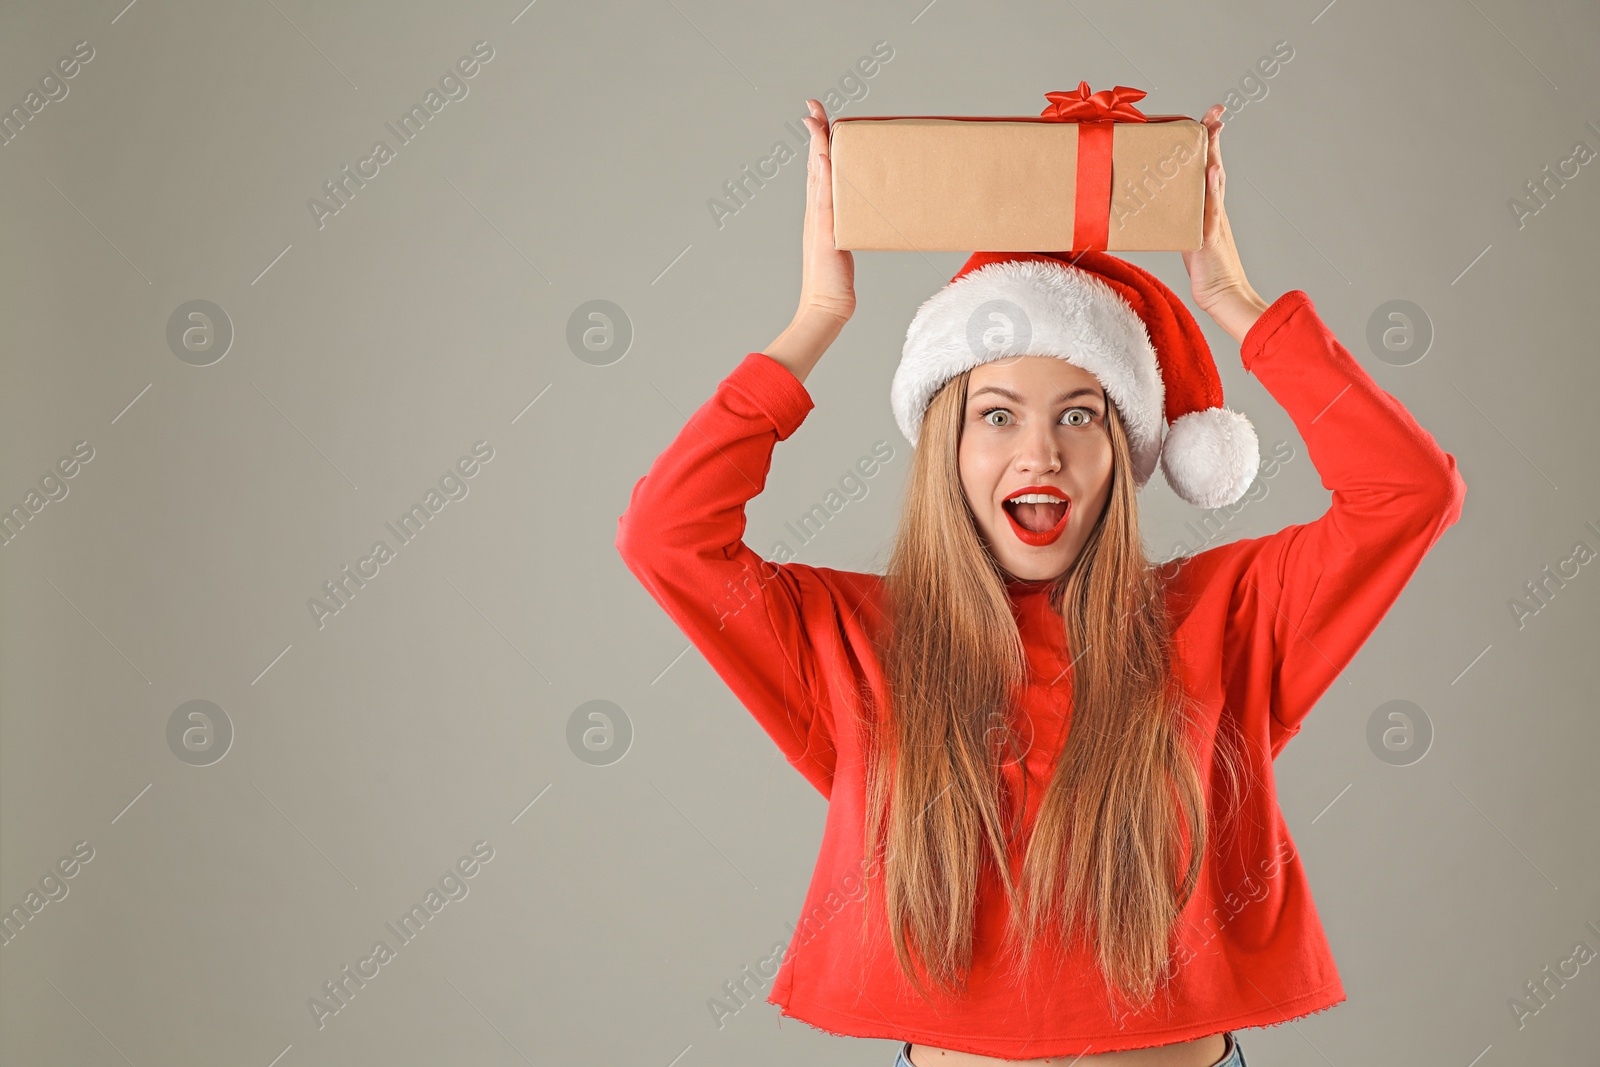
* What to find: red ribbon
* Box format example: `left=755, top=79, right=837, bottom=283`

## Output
left=1040, top=82, right=1150, bottom=250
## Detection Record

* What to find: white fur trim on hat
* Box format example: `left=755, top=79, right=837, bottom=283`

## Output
left=894, top=258, right=1165, bottom=489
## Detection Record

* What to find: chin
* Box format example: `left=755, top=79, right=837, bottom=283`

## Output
left=983, top=516, right=1080, bottom=582
left=997, top=546, right=1076, bottom=582
left=1008, top=561, right=1069, bottom=581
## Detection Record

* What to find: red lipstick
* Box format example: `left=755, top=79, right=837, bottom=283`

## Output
left=1002, top=485, right=1071, bottom=548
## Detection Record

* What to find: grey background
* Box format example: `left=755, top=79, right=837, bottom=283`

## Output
left=1, top=0, right=1596, bottom=1064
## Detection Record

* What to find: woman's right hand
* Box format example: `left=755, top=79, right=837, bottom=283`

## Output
left=796, top=98, right=855, bottom=324
left=764, top=100, right=855, bottom=384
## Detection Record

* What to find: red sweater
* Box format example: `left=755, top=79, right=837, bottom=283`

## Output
left=615, top=290, right=1466, bottom=1057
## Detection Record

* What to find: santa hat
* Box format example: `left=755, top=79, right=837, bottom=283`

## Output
left=892, top=250, right=1259, bottom=510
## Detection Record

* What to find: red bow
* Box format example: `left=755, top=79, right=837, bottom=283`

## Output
left=1037, top=82, right=1152, bottom=249
left=1040, top=81, right=1149, bottom=123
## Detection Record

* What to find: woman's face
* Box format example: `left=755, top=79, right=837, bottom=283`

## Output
left=958, top=356, right=1115, bottom=582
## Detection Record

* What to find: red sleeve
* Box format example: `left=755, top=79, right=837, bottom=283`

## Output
left=614, top=351, right=840, bottom=790
left=1203, top=291, right=1467, bottom=755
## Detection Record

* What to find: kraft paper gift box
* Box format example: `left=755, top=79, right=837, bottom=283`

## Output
left=829, top=82, right=1208, bottom=252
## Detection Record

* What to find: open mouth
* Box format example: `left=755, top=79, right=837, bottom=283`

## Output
left=1002, top=491, right=1071, bottom=546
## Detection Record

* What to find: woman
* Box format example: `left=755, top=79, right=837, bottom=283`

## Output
left=616, top=99, right=1465, bottom=1066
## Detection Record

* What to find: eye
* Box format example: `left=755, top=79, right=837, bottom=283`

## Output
left=1061, top=406, right=1099, bottom=427
left=979, top=406, right=1012, bottom=427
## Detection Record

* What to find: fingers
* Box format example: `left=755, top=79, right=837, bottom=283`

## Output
left=1202, top=164, right=1221, bottom=247
left=1205, top=108, right=1224, bottom=164
left=800, top=102, right=825, bottom=230
left=1200, top=113, right=1224, bottom=246
left=803, top=98, right=834, bottom=214
left=802, top=100, right=826, bottom=189
left=1200, top=102, right=1225, bottom=209
left=804, top=99, right=829, bottom=160
left=1208, top=130, right=1224, bottom=202
left=1203, top=149, right=1225, bottom=240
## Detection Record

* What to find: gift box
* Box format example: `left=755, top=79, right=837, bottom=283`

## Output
left=829, top=82, right=1208, bottom=252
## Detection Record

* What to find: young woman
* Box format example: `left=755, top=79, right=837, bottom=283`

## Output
left=616, top=99, right=1465, bottom=1066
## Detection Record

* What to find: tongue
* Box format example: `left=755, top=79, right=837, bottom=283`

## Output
left=1011, top=501, right=1067, bottom=533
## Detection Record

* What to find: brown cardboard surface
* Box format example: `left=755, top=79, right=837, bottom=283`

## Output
left=830, top=118, right=1208, bottom=252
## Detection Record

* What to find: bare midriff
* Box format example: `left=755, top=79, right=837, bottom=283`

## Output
left=906, top=1031, right=1227, bottom=1067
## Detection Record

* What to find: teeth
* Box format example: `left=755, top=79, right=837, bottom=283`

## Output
left=1007, top=493, right=1066, bottom=504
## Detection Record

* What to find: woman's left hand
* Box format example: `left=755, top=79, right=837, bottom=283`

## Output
left=1179, top=105, right=1261, bottom=318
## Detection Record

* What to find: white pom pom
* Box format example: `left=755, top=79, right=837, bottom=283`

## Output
left=1159, top=407, right=1260, bottom=510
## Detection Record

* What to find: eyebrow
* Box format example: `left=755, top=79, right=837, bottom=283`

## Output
left=968, top=385, right=1104, bottom=405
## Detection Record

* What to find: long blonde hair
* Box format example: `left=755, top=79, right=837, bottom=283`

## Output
left=857, top=367, right=1249, bottom=1018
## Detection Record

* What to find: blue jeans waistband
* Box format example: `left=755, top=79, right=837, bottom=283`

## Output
left=894, top=1030, right=1245, bottom=1067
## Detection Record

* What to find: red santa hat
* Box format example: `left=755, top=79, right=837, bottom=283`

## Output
left=892, top=249, right=1259, bottom=510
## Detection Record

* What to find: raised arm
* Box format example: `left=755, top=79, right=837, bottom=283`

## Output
left=615, top=98, right=861, bottom=796
left=616, top=350, right=845, bottom=793
left=1215, top=291, right=1465, bottom=754
left=1176, top=105, right=1465, bottom=755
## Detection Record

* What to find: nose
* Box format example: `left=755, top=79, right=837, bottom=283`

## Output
left=1016, top=422, right=1061, bottom=474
